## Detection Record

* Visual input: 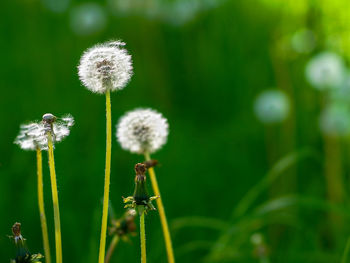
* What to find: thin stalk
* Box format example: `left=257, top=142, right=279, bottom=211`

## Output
left=144, top=152, right=175, bottom=263
left=98, top=90, right=112, bottom=263
left=105, top=235, right=120, bottom=263
left=47, top=135, right=62, bottom=263
left=140, top=211, right=146, bottom=263
left=341, top=237, right=350, bottom=263
left=36, top=148, right=51, bottom=263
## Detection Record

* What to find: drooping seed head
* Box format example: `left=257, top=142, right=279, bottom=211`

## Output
left=78, top=41, right=133, bottom=94
left=116, top=108, right=169, bottom=154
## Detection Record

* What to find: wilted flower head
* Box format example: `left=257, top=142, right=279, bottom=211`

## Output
left=305, top=52, right=345, bottom=90
left=116, top=108, right=169, bottom=154
left=78, top=41, right=133, bottom=94
left=14, top=114, right=74, bottom=151
left=109, top=209, right=137, bottom=238
left=254, top=90, right=290, bottom=124
left=319, top=103, right=350, bottom=137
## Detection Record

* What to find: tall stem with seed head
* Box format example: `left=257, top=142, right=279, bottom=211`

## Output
left=36, top=148, right=51, bottom=263
left=144, top=152, right=175, bottom=263
left=47, top=134, right=62, bottom=263
left=98, top=90, right=112, bottom=263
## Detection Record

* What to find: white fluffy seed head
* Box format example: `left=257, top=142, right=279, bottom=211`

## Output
left=319, top=104, right=350, bottom=137
left=116, top=108, right=169, bottom=154
left=254, top=90, right=290, bottom=124
left=305, top=51, right=345, bottom=90
left=14, top=122, right=46, bottom=151
left=78, top=41, right=133, bottom=94
left=14, top=114, right=75, bottom=151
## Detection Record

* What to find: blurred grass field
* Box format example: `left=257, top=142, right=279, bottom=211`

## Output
left=2, top=0, right=350, bottom=262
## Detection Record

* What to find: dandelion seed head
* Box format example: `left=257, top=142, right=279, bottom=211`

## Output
left=14, top=122, right=46, bottom=151
left=250, top=233, right=264, bottom=245
left=70, top=3, right=107, bottom=36
left=330, top=73, right=350, bottom=103
left=320, top=104, right=350, bottom=137
left=291, top=28, right=316, bottom=54
left=305, top=52, right=345, bottom=90
left=116, top=108, right=169, bottom=154
left=78, top=41, right=133, bottom=94
left=14, top=114, right=75, bottom=151
left=254, top=90, right=290, bottom=124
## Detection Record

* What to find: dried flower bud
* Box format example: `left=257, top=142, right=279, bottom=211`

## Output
left=123, top=163, right=159, bottom=214
left=142, top=159, right=158, bottom=169
left=12, top=223, right=23, bottom=244
left=78, top=41, right=133, bottom=94
left=9, top=223, right=43, bottom=263
left=109, top=209, right=137, bottom=237
left=116, top=108, right=169, bottom=154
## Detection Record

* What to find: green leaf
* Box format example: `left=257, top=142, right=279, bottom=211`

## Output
left=232, top=148, right=316, bottom=219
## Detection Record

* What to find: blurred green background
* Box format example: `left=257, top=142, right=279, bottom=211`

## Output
left=2, top=0, right=350, bottom=262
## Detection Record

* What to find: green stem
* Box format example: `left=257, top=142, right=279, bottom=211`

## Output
left=105, top=235, right=119, bottom=263
left=341, top=237, right=350, bottom=263
left=98, top=90, right=112, bottom=263
left=140, top=211, right=146, bottom=263
left=48, top=135, right=62, bottom=263
left=144, top=152, right=175, bottom=263
left=36, top=148, right=51, bottom=263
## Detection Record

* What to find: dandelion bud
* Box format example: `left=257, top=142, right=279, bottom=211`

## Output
left=133, top=163, right=149, bottom=205
left=12, top=223, right=24, bottom=244
left=254, top=90, right=290, bottom=124
left=123, top=163, right=159, bottom=214
left=305, top=52, right=345, bottom=90
left=9, top=223, right=43, bottom=263
left=78, top=41, right=133, bottom=94
left=109, top=209, right=137, bottom=237
left=116, top=108, right=169, bottom=154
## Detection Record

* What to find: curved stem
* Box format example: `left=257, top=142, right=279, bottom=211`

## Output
left=144, top=152, right=175, bottom=263
left=140, top=211, right=146, bottom=263
left=48, top=135, right=62, bottom=263
left=99, top=90, right=112, bottom=263
left=105, top=235, right=120, bottom=263
left=36, top=148, right=51, bottom=263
